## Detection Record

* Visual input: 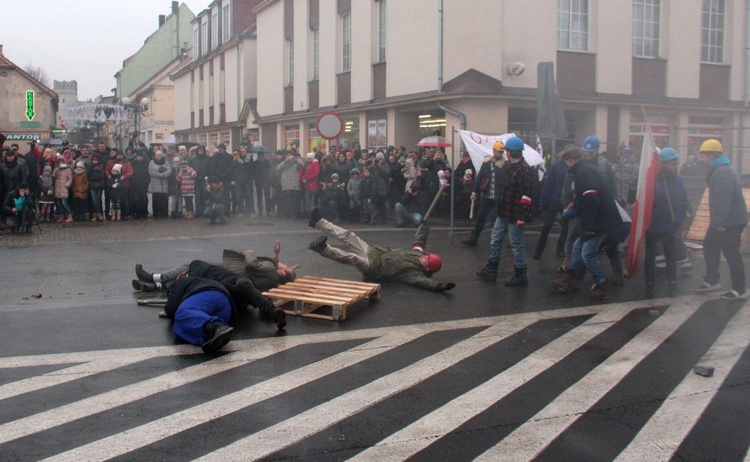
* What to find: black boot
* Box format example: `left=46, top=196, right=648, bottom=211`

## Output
left=460, top=232, right=478, bottom=247
left=644, top=281, right=655, bottom=298
left=201, top=321, right=233, bottom=352
left=505, top=266, right=528, bottom=287
left=476, top=261, right=499, bottom=281
left=135, top=263, right=154, bottom=282
left=308, top=207, right=322, bottom=228
left=309, top=236, right=328, bottom=253
left=668, top=280, right=677, bottom=298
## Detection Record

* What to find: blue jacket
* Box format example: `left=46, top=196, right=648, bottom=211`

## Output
left=539, top=158, right=567, bottom=208
left=707, top=156, right=748, bottom=229
left=648, top=170, right=689, bottom=234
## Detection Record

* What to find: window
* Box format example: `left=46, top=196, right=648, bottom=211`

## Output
left=288, top=39, right=295, bottom=85
left=312, top=28, right=320, bottom=80
left=342, top=13, right=351, bottom=72
left=222, top=2, right=231, bottom=43
left=633, top=0, right=660, bottom=57
left=378, top=0, right=386, bottom=62
left=557, top=0, right=588, bottom=51
left=702, top=0, right=725, bottom=63
left=212, top=9, right=219, bottom=49
left=201, top=16, right=209, bottom=56
left=193, top=24, right=200, bottom=59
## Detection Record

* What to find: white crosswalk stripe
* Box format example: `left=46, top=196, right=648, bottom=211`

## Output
left=0, top=295, right=747, bottom=461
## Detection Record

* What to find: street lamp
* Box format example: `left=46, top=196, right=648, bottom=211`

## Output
left=121, top=97, right=150, bottom=146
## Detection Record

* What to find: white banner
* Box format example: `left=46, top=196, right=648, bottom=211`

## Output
left=458, top=130, right=545, bottom=180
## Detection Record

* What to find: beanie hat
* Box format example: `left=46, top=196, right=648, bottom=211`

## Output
left=375, top=152, right=385, bottom=161
left=330, top=173, right=339, bottom=180
left=658, top=147, right=679, bottom=163
left=350, top=168, right=360, bottom=176
left=112, top=163, right=122, bottom=173
left=154, top=150, right=165, bottom=159
left=76, top=161, right=86, bottom=170
left=43, top=165, right=52, bottom=173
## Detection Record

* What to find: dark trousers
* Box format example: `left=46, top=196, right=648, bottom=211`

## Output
left=645, top=230, right=679, bottom=283
left=703, top=224, right=747, bottom=292
left=281, top=190, right=300, bottom=218
left=132, top=186, right=149, bottom=218
left=470, top=197, right=496, bottom=240
left=534, top=202, right=565, bottom=257
left=256, top=181, right=271, bottom=215
left=152, top=192, right=169, bottom=219
left=194, top=178, right=206, bottom=217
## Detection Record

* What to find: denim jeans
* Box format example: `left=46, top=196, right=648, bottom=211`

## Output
left=568, top=233, right=608, bottom=285
left=488, top=218, right=527, bottom=269
left=89, top=188, right=103, bottom=214
left=471, top=197, right=496, bottom=238
left=203, top=204, right=227, bottom=223
left=395, top=203, right=422, bottom=226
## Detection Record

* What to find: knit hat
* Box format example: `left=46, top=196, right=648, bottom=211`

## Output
left=330, top=173, right=339, bottom=180
left=75, top=161, right=86, bottom=170
left=464, top=169, right=473, bottom=179
left=43, top=165, right=52, bottom=173
left=350, top=168, right=360, bottom=176
left=112, top=163, right=122, bottom=173
left=375, top=152, right=385, bottom=161
left=154, top=150, right=165, bottom=159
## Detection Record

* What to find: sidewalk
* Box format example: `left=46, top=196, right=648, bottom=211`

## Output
left=0, top=214, right=473, bottom=247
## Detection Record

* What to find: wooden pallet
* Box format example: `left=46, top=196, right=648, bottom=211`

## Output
left=263, top=276, right=381, bottom=321
left=686, top=188, right=750, bottom=252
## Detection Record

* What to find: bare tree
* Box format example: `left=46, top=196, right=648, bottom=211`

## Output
left=24, top=63, right=50, bottom=87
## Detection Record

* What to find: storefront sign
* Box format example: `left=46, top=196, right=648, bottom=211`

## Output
left=5, top=133, right=41, bottom=141
left=51, top=129, right=68, bottom=136
left=21, top=121, right=41, bottom=128
left=26, top=90, right=35, bottom=120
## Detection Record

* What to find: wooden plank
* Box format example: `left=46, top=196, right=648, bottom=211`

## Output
left=281, top=282, right=367, bottom=295
left=299, top=276, right=379, bottom=288
left=266, top=292, right=354, bottom=306
left=266, top=288, right=354, bottom=301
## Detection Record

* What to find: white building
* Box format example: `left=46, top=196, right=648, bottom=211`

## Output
left=250, top=0, right=750, bottom=170
left=172, top=0, right=262, bottom=150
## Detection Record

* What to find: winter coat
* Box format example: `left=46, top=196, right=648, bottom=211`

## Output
left=364, top=226, right=442, bottom=291
left=148, top=159, right=172, bottom=194
left=403, top=158, right=419, bottom=191
left=706, top=155, right=748, bottom=229
left=539, top=158, right=567, bottom=208
left=108, top=175, right=127, bottom=199
left=494, top=159, right=534, bottom=223
left=399, top=190, right=430, bottom=215
left=368, top=163, right=390, bottom=196
left=0, top=158, right=29, bottom=199
left=332, top=160, right=351, bottom=184
left=347, top=174, right=362, bottom=207
left=71, top=171, right=89, bottom=200
left=278, top=157, right=304, bottom=191
left=52, top=165, right=73, bottom=199
left=254, top=157, right=272, bottom=186
left=209, top=152, right=234, bottom=183
left=648, top=170, right=689, bottom=234
left=178, top=167, right=198, bottom=196
left=164, top=276, right=237, bottom=320
left=130, top=156, right=151, bottom=190
left=302, top=161, right=320, bottom=192
left=87, top=162, right=107, bottom=189
left=473, top=157, right=505, bottom=200
left=568, top=159, right=623, bottom=238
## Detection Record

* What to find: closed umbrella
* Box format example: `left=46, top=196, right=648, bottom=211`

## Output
left=417, top=135, right=452, bottom=147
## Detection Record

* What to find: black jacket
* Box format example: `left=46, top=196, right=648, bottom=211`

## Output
left=568, top=160, right=622, bottom=238
left=164, top=276, right=237, bottom=319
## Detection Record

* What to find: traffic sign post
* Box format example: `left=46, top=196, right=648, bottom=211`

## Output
left=316, top=112, right=344, bottom=141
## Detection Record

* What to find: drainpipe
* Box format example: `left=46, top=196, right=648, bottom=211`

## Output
left=739, top=0, right=750, bottom=174
left=438, top=0, right=466, bottom=240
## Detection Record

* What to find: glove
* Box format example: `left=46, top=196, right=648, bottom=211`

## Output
left=437, top=282, right=456, bottom=292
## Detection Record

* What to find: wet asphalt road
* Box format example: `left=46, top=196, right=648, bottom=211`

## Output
left=0, top=217, right=748, bottom=460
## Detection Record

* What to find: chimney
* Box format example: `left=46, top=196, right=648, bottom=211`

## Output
left=0, top=44, right=3, bottom=56
left=172, top=1, right=179, bottom=15
left=159, top=14, right=166, bottom=27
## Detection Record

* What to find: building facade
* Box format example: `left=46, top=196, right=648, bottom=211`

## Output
left=53, top=80, right=79, bottom=133
left=251, top=0, right=750, bottom=170
left=0, top=45, right=58, bottom=144
left=172, top=0, right=263, bottom=150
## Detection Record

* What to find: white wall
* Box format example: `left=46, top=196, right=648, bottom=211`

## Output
left=256, top=0, right=285, bottom=117
left=174, top=74, right=191, bottom=131
left=319, top=0, right=338, bottom=107
left=665, top=0, right=701, bottom=99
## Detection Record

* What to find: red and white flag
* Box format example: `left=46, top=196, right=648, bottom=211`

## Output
left=58, top=115, right=66, bottom=130
left=626, top=124, right=661, bottom=276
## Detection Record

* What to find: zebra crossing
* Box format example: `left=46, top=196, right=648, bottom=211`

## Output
left=1, top=295, right=748, bottom=461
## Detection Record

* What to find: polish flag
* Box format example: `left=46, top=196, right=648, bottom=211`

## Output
left=626, top=124, right=661, bottom=276
left=58, top=115, right=66, bottom=130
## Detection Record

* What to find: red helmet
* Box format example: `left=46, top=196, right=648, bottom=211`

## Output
left=425, top=253, right=442, bottom=273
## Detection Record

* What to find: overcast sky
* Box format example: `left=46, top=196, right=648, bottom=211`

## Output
left=3, top=0, right=209, bottom=101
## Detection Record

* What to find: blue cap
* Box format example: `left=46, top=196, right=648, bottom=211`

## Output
left=581, top=135, right=600, bottom=153
left=505, top=137, right=524, bottom=151
left=658, top=147, right=679, bottom=163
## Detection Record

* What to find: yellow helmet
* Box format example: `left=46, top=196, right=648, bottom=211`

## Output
left=699, top=139, right=723, bottom=153
left=492, top=140, right=505, bottom=151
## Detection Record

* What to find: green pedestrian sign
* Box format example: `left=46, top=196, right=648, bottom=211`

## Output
left=26, top=90, right=35, bottom=121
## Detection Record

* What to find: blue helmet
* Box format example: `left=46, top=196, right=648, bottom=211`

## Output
left=581, top=135, right=600, bottom=153
left=658, top=147, right=679, bottom=163
left=505, top=137, right=524, bottom=151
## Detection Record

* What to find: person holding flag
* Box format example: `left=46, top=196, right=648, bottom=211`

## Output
left=643, top=148, right=689, bottom=298
left=693, top=139, right=748, bottom=299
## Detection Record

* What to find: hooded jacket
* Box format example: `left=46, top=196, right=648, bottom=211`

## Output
left=706, top=155, right=748, bottom=229
left=568, top=159, right=622, bottom=238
